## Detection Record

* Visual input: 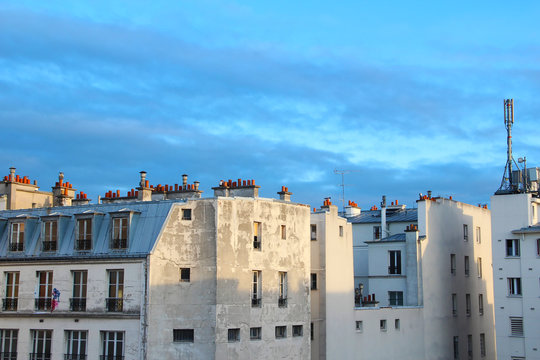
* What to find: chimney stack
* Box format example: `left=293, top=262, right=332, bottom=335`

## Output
left=137, top=171, right=153, bottom=201
left=52, top=172, right=75, bottom=206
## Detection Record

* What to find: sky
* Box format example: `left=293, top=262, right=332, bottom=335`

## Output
left=1, top=1, right=540, bottom=211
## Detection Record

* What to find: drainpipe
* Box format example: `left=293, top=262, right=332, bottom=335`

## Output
left=141, top=256, right=149, bottom=360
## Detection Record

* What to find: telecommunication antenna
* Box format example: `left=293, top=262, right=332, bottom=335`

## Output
left=496, top=99, right=520, bottom=194
left=334, top=169, right=360, bottom=213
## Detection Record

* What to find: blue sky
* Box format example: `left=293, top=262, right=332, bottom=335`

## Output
left=1, top=1, right=539, bottom=210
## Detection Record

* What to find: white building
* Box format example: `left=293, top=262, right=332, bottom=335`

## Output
left=491, top=191, right=540, bottom=360
left=0, top=171, right=312, bottom=360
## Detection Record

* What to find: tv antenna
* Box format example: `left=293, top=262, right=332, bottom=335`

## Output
left=334, top=169, right=360, bottom=213
left=496, top=99, right=521, bottom=194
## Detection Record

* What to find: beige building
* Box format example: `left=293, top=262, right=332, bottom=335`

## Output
left=0, top=170, right=311, bottom=360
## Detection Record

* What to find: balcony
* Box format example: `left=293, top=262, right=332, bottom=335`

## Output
left=35, top=298, right=52, bottom=311
left=29, top=354, right=51, bottom=360
left=64, top=355, right=86, bottom=360
left=42, top=241, right=57, bottom=252
left=106, top=298, right=123, bottom=312
left=388, top=266, right=401, bottom=275
left=75, top=240, right=92, bottom=251
left=110, top=238, right=128, bottom=250
left=99, top=356, right=124, bottom=360
left=2, top=298, right=18, bottom=311
left=278, top=297, right=287, bottom=307
left=251, top=297, right=261, bottom=307
left=0, top=352, right=17, bottom=360
left=70, top=298, right=86, bottom=312
left=8, top=242, right=23, bottom=252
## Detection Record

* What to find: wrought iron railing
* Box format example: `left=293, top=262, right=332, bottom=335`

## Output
left=64, top=354, right=86, bottom=360
left=251, top=298, right=261, bottom=307
left=42, top=241, right=57, bottom=251
left=0, top=352, right=17, bottom=360
left=106, top=298, right=123, bottom=312
left=75, top=239, right=92, bottom=251
left=2, top=298, right=18, bottom=311
left=8, top=242, right=23, bottom=252
left=69, top=298, right=86, bottom=312
left=35, top=298, right=52, bottom=311
left=29, top=353, right=51, bottom=360
left=278, top=297, right=287, bottom=307
left=110, top=238, right=127, bottom=249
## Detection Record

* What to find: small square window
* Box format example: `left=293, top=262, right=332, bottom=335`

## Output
left=292, top=325, right=303, bottom=337
left=250, top=327, right=261, bottom=340
left=355, top=321, right=363, bottom=332
left=506, top=239, right=520, bottom=257
left=508, top=278, right=522, bottom=296
left=281, top=225, right=286, bottom=240
left=180, top=268, right=190, bottom=282
left=173, top=329, right=194, bottom=343
left=311, top=273, right=317, bottom=290
left=380, top=319, right=387, bottom=331
left=339, top=225, right=344, bottom=237
left=275, top=326, right=286, bottom=339
left=395, top=319, right=400, bottom=330
left=228, top=328, right=240, bottom=342
left=182, top=209, right=192, bottom=220
left=310, top=225, right=317, bottom=241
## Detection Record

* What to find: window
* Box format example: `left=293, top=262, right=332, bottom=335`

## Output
left=463, top=224, right=469, bottom=241
left=373, top=226, right=381, bottom=240
left=452, top=293, right=457, bottom=316
left=310, top=322, right=314, bottom=341
left=111, top=217, right=128, bottom=249
left=252, top=271, right=261, bottom=307
left=464, top=256, right=470, bottom=276
left=76, top=218, right=92, bottom=251
left=101, top=331, right=124, bottom=359
left=275, top=326, right=286, bottom=339
left=476, top=226, right=481, bottom=243
left=228, top=328, right=240, bottom=342
left=450, top=254, right=456, bottom=275
left=477, top=257, right=482, bottom=278
left=453, top=336, right=459, bottom=359
left=388, top=251, right=401, bottom=274
left=380, top=319, right=387, bottom=331
left=31, top=330, right=52, bottom=360
left=250, top=327, right=261, bottom=340
left=0, top=329, right=18, bottom=360
left=311, top=273, right=317, bottom=290
left=180, top=268, right=190, bottom=282
left=253, top=222, right=261, bottom=250
left=281, top=225, right=286, bottom=240
left=310, top=225, right=317, bottom=241
left=479, top=333, right=486, bottom=357
left=292, top=325, right=303, bottom=337
left=508, top=278, right=522, bottom=296
left=355, top=321, right=363, bottom=332
left=467, top=334, right=473, bottom=360
left=107, top=270, right=124, bottom=312
left=395, top=319, right=400, bottom=330
left=42, top=220, right=58, bottom=251
left=510, top=317, right=524, bottom=336
left=3, top=272, right=19, bottom=311
left=182, top=208, right=192, bottom=220
left=506, top=239, right=520, bottom=257
left=9, top=222, right=24, bottom=252
left=173, top=329, right=194, bottom=343
left=537, top=238, right=540, bottom=256
left=36, top=271, right=53, bottom=311
left=478, top=294, right=484, bottom=316
left=279, top=272, right=287, bottom=307
left=466, top=294, right=471, bottom=317
left=388, top=291, right=403, bottom=306
left=71, top=271, right=87, bottom=312
left=65, top=330, right=87, bottom=360
left=339, top=225, right=344, bottom=237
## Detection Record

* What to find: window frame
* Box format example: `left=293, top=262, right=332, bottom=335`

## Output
left=3, top=272, right=19, bottom=311
left=228, top=328, right=240, bottom=343
left=279, top=271, right=287, bottom=307
left=450, top=254, right=456, bottom=275
left=310, top=273, right=317, bottom=290
left=249, top=327, right=261, bottom=341
left=181, top=208, right=192, bottom=221
left=452, top=293, right=457, bottom=316
left=478, top=294, right=484, bottom=316
left=508, top=277, right=522, bottom=296
left=252, top=270, right=261, bottom=307
left=71, top=270, right=87, bottom=312
left=101, top=331, right=124, bottom=358
left=464, top=256, right=470, bottom=276
left=467, top=334, right=473, bottom=360
left=180, top=268, right=191, bottom=283
left=475, top=226, right=481, bottom=244
left=506, top=239, right=520, bottom=257
left=42, top=219, right=58, bottom=252
left=35, top=271, right=53, bottom=311
left=173, top=329, right=194, bottom=343
left=465, top=294, right=471, bottom=317
left=379, top=319, right=387, bottom=332
left=111, top=216, right=129, bottom=250
left=106, top=269, right=124, bottom=312
left=0, top=329, right=18, bottom=358
left=275, top=326, right=287, bottom=339
left=292, top=325, right=303, bottom=337
left=281, top=225, right=286, bottom=240
left=355, top=321, right=363, bottom=333
left=9, top=221, right=25, bottom=252
left=480, top=333, right=486, bottom=357
left=339, top=225, right=344, bottom=237
left=463, top=224, right=469, bottom=241
left=388, top=291, right=404, bottom=306
left=65, top=330, right=87, bottom=359
left=373, top=225, right=381, bottom=240
left=453, top=336, right=459, bottom=359
left=31, top=329, right=52, bottom=359
left=75, top=217, right=93, bottom=251
left=253, top=221, right=262, bottom=250
left=310, top=224, right=317, bottom=241
left=388, top=250, right=402, bottom=275
left=477, top=257, right=482, bottom=278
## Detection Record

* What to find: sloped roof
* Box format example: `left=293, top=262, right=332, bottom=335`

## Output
left=347, top=208, right=418, bottom=224
left=365, top=233, right=406, bottom=243
left=512, top=224, right=540, bottom=234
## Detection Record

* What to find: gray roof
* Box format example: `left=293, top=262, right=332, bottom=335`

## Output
left=512, top=225, right=540, bottom=234
left=0, top=200, right=180, bottom=260
left=347, top=208, right=418, bottom=224
left=365, top=233, right=406, bottom=244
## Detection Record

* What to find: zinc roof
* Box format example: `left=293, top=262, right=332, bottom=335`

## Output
left=347, top=208, right=418, bottom=224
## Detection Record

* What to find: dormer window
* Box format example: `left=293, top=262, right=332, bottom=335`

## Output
left=76, top=218, right=92, bottom=251
left=111, top=217, right=129, bottom=249
left=9, top=222, right=24, bottom=252
left=42, top=220, right=58, bottom=251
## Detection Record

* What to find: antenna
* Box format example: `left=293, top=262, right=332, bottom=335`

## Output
left=334, top=169, right=360, bottom=213
left=496, top=99, right=521, bottom=194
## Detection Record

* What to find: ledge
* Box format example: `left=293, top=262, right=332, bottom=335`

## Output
left=0, top=311, right=140, bottom=319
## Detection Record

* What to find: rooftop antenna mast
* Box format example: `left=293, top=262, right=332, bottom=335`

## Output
left=496, top=99, right=520, bottom=194
left=334, top=169, right=360, bottom=213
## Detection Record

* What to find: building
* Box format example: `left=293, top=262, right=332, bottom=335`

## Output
left=0, top=170, right=311, bottom=360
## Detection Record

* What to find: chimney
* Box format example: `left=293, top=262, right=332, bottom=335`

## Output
left=137, top=171, right=153, bottom=201
left=344, top=200, right=361, bottom=217
left=52, top=172, right=75, bottom=206
left=166, top=174, right=203, bottom=200
left=72, top=191, right=91, bottom=206
left=182, top=174, right=188, bottom=189
left=277, top=186, right=292, bottom=202
left=381, top=195, right=387, bottom=239
left=213, top=178, right=260, bottom=198
left=427, top=190, right=432, bottom=199
left=9, top=167, right=15, bottom=181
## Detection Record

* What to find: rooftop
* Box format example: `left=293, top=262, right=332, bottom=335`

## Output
left=347, top=208, right=418, bottom=224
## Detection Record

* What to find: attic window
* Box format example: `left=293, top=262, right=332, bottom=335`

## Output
left=182, top=209, right=192, bottom=221
left=9, top=222, right=25, bottom=252
left=111, top=217, right=129, bottom=249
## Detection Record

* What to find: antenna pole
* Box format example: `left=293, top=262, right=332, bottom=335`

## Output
left=505, top=99, right=514, bottom=190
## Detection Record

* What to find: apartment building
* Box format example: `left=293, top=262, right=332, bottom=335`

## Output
left=0, top=170, right=311, bottom=360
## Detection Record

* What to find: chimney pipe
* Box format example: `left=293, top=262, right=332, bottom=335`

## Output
left=194, top=181, right=200, bottom=191
left=139, top=171, right=147, bottom=187
left=381, top=195, right=387, bottom=239
left=427, top=190, right=432, bottom=199
left=182, top=174, right=188, bottom=189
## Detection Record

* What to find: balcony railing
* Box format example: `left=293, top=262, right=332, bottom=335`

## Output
left=99, top=356, right=124, bottom=360
left=110, top=238, right=128, bottom=250
left=278, top=297, right=287, bottom=307
left=70, top=298, right=86, bottom=312
left=2, top=298, right=18, bottom=311
left=75, top=239, right=92, bottom=251
left=251, top=297, right=261, bottom=307
left=388, top=266, right=401, bottom=275
left=106, top=298, right=123, bottom=312
left=64, top=354, right=86, bottom=360
left=8, top=242, right=24, bottom=252
left=253, top=238, right=261, bottom=250
left=42, top=241, right=57, bottom=251
left=0, top=352, right=17, bottom=360
left=35, top=298, right=52, bottom=311
left=29, top=353, right=51, bottom=360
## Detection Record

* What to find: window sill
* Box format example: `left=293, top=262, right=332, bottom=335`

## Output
left=507, top=295, right=523, bottom=298
left=504, top=256, right=521, bottom=259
